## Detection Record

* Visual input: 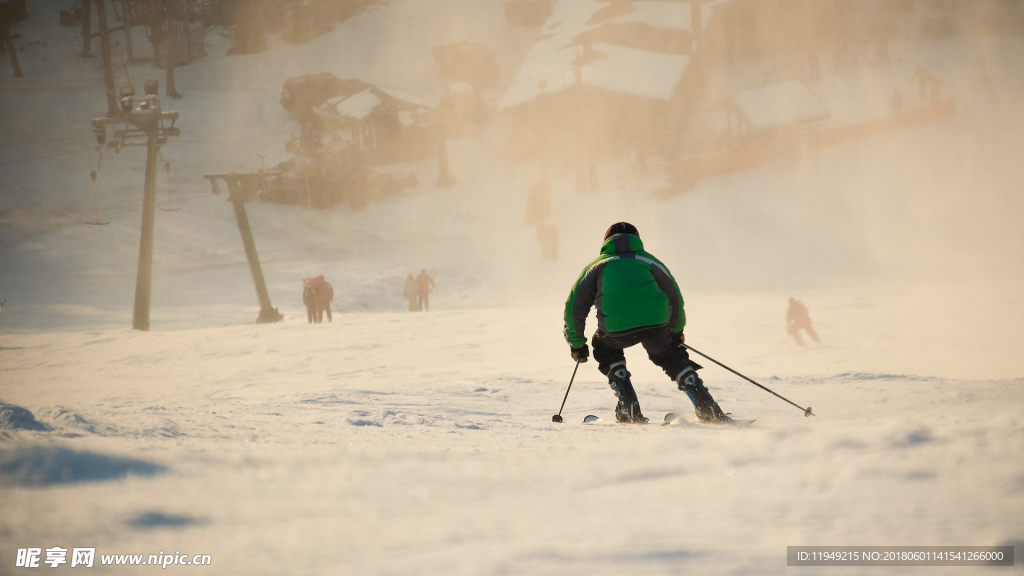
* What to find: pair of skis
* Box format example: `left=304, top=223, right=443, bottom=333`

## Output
left=553, top=345, right=814, bottom=424
left=582, top=412, right=756, bottom=426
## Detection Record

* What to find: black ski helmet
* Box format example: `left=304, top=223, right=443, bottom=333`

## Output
left=604, top=222, right=639, bottom=239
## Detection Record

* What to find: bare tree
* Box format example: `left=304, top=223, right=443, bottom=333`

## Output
left=149, top=0, right=160, bottom=68
left=121, top=0, right=133, bottom=61
left=165, top=0, right=181, bottom=97
left=96, top=0, right=119, bottom=114
left=1, top=14, right=24, bottom=78
left=81, top=0, right=92, bottom=56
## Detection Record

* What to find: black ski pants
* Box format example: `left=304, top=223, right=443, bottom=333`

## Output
left=591, top=325, right=692, bottom=381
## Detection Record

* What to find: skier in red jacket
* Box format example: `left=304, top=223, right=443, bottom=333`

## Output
left=416, top=270, right=435, bottom=312
left=314, top=275, right=334, bottom=322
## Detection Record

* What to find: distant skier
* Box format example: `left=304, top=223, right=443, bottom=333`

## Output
left=302, top=278, right=317, bottom=324
left=536, top=222, right=559, bottom=261
left=416, top=269, right=435, bottom=312
left=571, top=153, right=589, bottom=194
left=891, top=89, right=903, bottom=115
left=563, top=222, right=730, bottom=424
left=975, top=56, right=989, bottom=84
left=314, top=275, right=334, bottom=322
left=629, top=143, right=648, bottom=181
left=912, top=65, right=930, bottom=100
left=523, top=173, right=551, bottom=227
left=786, top=297, right=820, bottom=346
left=929, top=74, right=943, bottom=103
left=403, top=273, right=418, bottom=312
left=636, top=142, right=648, bottom=178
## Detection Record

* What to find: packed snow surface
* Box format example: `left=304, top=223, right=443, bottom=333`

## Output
left=2, top=1, right=1024, bottom=574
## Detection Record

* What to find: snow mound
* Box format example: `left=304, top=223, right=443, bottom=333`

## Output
left=346, top=409, right=451, bottom=428
left=0, top=400, right=50, bottom=433
left=0, top=445, right=165, bottom=486
left=887, top=426, right=936, bottom=448
left=128, top=511, right=207, bottom=530
left=38, top=406, right=103, bottom=437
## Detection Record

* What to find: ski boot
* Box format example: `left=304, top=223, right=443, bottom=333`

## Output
left=607, top=362, right=649, bottom=424
left=675, top=364, right=731, bottom=424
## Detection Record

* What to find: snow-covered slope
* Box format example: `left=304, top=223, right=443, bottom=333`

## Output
left=2, top=301, right=1023, bottom=575
left=2, top=1, right=1024, bottom=574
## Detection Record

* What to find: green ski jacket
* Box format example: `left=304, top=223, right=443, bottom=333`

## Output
left=563, top=233, right=685, bottom=348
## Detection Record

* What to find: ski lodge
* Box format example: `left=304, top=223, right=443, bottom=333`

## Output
left=495, top=0, right=994, bottom=165
left=497, top=0, right=718, bottom=156
left=313, top=84, right=437, bottom=165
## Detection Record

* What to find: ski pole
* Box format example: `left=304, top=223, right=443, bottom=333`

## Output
left=683, top=344, right=814, bottom=417
left=552, top=358, right=581, bottom=423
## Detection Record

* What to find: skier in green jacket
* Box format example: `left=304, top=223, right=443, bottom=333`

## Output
left=563, top=222, right=730, bottom=424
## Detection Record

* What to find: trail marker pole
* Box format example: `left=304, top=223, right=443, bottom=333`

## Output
left=159, top=159, right=179, bottom=211
left=87, top=147, right=109, bottom=225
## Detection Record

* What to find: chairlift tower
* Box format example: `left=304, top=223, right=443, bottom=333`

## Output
left=91, top=80, right=180, bottom=331
left=203, top=170, right=284, bottom=325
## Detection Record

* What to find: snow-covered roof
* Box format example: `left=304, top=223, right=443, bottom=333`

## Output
left=316, top=89, right=383, bottom=120
left=316, top=86, right=438, bottom=120
left=730, top=81, right=830, bottom=130
left=375, top=86, right=440, bottom=110
left=335, top=89, right=383, bottom=120
left=615, top=1, right=692, bottom=30
left=582, top=44, right=689, bottom=101
left=704, top=0, right=738, bottom=12
left=498, top=0, right=698, bottom=111
left=448, top=82, right=475, bottom=96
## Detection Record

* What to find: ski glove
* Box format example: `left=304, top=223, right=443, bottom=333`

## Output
left=671, top=332, right=685, bottom=348
left=571, top=344, right=589, bottom=363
